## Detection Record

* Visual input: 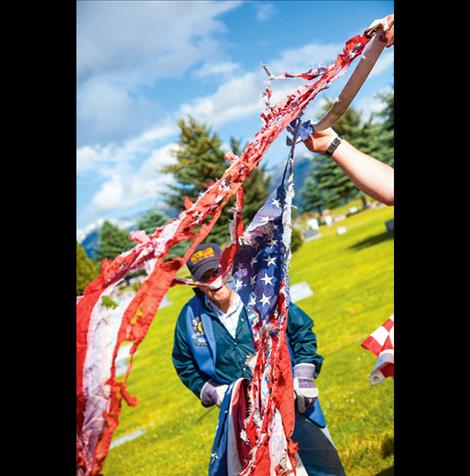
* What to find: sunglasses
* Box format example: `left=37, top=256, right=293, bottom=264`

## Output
left=199, top=267, right=222, bottom=284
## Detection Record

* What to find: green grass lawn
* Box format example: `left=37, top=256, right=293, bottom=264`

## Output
left=103, top=204, right=394, bottom=476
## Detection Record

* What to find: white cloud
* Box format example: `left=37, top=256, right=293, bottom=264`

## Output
left=369, top=51, right=394, bottom=78
left=180, top=41, right=343, bottom=128
left=357, top=87, right=391, bottom=122
left=78, top=38, right=380, bottom=228
left=77, top=122, right=178, bottom=175
left=89, top=143, right=178, bottom=215
left=269, top=42, right=342, bottom=75
left=77, top=1, right=241, bottom=82
left=255, top=3, right=276, bottom=22
left=77, top=1, right=242, bottom=144
left=180, top=72, right=264, bottom=127
left=77, top=78, right=164, bottom=145
left=76, top=217, right=137, bottom=242
left=194, top=61, right=241, bottom=79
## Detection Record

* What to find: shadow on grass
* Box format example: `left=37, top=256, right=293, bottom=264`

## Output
left=375, top=466, right=394, bottom=476
left=349, top=230, right=394, bottom=251
left=381, top=436, right=394, bottom=458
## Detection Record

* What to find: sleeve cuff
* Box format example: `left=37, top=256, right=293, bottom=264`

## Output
left=293, top=363, right=316, bottom=369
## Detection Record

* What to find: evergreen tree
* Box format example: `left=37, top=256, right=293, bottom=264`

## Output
left=162, top=116, right=227, bottom=210
left=161, top=116, right=230, bottom=244
left=302, top=99, right=368, bottom=210
left=355, top=89, right=393, bottom=162
left=135, top=209, right=168, bottom=235
left=317, top=99, right=365, bottom=205
left=162, top=117, right=271, bottom=245
left=77, top=241, right=98, bottom=295
left=95, top=220, right=134, bottom=263
left=291, top=227, right=303, bottom=253
left=301, top=175, right=325, bottom=212
left=230, top=137, right=271, bottom=225
left=301, top=90, right=394, bottom=211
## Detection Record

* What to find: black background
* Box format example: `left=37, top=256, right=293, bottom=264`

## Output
left=7, top=1, right=463, bottom=474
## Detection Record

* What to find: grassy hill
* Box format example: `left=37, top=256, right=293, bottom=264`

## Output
left=102, top=204, right=394, bottom=476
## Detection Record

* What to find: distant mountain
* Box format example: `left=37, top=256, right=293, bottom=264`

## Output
left=267, top=154, right=314, bottom=209
left=81, top=228, right=100, bottom=260
left=79, top=205, right=178, bottom=260
left=78, top=162, right=313, bottom=261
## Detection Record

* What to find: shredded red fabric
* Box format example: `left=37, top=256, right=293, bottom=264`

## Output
left=76, top=32, right=370, bottom=476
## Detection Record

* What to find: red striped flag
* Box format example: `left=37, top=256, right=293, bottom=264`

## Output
left=361, top=315, right=394, bottom=385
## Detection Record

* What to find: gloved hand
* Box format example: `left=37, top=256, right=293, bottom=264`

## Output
left=200, top=379, right=229, bottom=408
left=293, top=363, right=319, bottom=413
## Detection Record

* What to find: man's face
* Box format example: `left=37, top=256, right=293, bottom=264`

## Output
left=198, top=267, right=232, bottom=303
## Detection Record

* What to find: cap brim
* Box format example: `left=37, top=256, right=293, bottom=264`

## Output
left=190, top=258, right=221, bottom=282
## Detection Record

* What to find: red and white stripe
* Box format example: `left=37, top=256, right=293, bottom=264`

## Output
left=361, top=315, right=394, bottom=385
left=76, top=31, right=372, bottom=475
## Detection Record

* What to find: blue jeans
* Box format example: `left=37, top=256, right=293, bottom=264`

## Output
left=293, top=409, right=345, bottom=476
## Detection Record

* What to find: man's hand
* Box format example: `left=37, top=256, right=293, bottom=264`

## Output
left=303, top=127, right=338, bottom=155
left=200, top=379, right=228, bottom=408
left=294, top=364, right=319, bottom=413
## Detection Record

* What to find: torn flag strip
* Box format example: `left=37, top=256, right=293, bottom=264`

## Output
left=76, top=32, right=371, bottom=476
left=361, top=315, right=394, bottom=385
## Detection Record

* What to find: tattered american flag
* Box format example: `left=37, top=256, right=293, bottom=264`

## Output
left=76, top=32, right=371, bottom=476
left=361, top=315, right=394, bottom=385
left=225, top=129, right=298, bottom=476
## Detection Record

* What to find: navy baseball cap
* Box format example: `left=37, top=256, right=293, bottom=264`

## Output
left=186, top=243, right=222, bottom=281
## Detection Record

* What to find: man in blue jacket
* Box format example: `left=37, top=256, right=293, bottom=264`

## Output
left=172, top=243, right=345, bottom=475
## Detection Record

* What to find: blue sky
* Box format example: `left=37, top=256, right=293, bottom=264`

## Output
left=77, top=0, right=394, bottom=239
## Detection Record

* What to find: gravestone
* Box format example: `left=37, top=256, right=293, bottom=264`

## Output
left=110, top=429, right=146, bottom=449
left=115, top=343, right=138, bottom=377
left=348, top=206, right=358, bottom=215
left=304, top=229, right=321, bottom=241
left=307, top=218, right=319, bottom=232
left=290, top=282, right=314, bottom=302
left=159, top=294, right=172, bottom=309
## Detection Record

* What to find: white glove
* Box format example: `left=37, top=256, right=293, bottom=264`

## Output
left=200, top=379, right=229, bottom=407
left=293, top=363, right=319, bottom=413
left=214, top=384, right=229, bottom=407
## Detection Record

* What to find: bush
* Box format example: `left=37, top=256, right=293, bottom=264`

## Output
left=291, top=227, right=304, bottom=253
left=77, top=242, right=99, bottom=296
left=101, top=295, right=119, bottom=309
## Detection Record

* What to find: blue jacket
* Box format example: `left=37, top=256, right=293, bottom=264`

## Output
left=172, top=290, right=326, bottom=427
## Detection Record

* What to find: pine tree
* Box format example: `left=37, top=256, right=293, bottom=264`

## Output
left=301, top=99, right=368, bottom=210
left=162, top=116, right=227, bottom=210
left=135, top=209, right=168, bottom=235
left=161, top=118, right=271, bottom=246
left=95, top=220, right=134, bottom=263
left=77, top=241, right=98, bottom=295
left=301, top=90, right=394, bottom=210
left=360, top=90, right=395, bottom=167
left=301, top=175, right=325, bottom=212
left=230, top=137, right=271, bottom=225
left=161, top=116, right=231, bottom=244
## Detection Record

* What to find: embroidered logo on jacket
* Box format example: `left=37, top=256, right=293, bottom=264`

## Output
left=191, top=316, right=208, bottom=347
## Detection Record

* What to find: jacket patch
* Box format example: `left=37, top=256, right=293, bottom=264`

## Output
left=191, top=316, right=208, bottom=347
